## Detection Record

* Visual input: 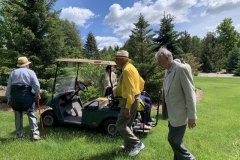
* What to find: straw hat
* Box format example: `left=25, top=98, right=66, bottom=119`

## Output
left=116, top=50, right=129, bottom=59
left=17, top=57, right=31, bottom=67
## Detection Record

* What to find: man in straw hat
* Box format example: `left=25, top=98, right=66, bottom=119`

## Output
left=114, top=50, right=145, bottom=156
left=6, top=56, right=41, bottom=141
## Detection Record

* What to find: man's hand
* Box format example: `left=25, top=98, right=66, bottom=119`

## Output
left=123, top=108, right=131, bottom=118
left=188, top=119, right=196, bottom=129
left=36, top=95, right=41, bottom=101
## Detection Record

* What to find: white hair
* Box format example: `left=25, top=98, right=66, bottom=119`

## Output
left=155, top=47, right=173, bottom=59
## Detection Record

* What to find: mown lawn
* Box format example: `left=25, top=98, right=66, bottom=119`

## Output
left=0, top=77, right=239, bottom=160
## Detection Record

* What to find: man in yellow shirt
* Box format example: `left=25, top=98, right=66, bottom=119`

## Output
left=114, top=50, right=145, bottom=157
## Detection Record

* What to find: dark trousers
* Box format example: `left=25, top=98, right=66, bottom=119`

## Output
left=140, top=102, right=152, bottom=123
left=168, top=123, right=195, bottom=160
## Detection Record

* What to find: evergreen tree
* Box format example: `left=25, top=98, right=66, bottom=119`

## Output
left=0, top=0, right=63, bottom=78
left=190, top=36, right=202, bottom=61
left=200, top=32, right=224, bottom=72
left=84, top=32, right=99, bottom=58
left=100, top=46, right=115, bottom=61
left=60, top=20, right=82, bottom=58
left=123, top=14, right=162, bottom=101
left=178, top=30, right=191, bottom=54
left=130, top=14, right=154, bottom=63
left=154, top=13, right=182, bottom=57
left=234, top=53, right=240, bottom=76
left=0, top=0, right=84, bottom=92
left=200, top=32, right=215, bottom=72
left=226, top=46, right=240, bottom=72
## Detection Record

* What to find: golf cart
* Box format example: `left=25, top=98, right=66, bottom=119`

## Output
left=42, top=58, right=160, bottom=135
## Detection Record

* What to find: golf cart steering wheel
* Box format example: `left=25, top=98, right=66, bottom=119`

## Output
left=76, top=81, right=88, bottom=92
left=67, top=81, right=88, bottom=101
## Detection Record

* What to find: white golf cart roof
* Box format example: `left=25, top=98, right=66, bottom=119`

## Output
left=56, top=58, right=116, bottom=65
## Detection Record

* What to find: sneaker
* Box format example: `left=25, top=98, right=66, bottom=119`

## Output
left=140, top=123, right=152, bottom=130
left=33, top=134, right=41, bottom=141
left=129, top=142, right=145, bottom=157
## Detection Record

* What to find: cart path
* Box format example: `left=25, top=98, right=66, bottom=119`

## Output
left=198, top=73, right=239, bottom=78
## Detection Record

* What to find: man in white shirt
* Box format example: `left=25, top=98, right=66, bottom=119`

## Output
left=6, top=57, right=41, bottom=141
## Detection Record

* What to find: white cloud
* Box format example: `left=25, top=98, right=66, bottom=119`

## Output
left=236, top=23, right=240, bottom=29
left=95, top=36, right=123, bottom=50
left=204, top=25, right=217, bottom=33
left=60, top=7, right=95, bottom=27
left=104, top=0, right=198, bottom=39
left=197, top=0, right=240, bottom=15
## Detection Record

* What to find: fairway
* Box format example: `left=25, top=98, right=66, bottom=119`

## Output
left=0, top=77, right=239, bottom=160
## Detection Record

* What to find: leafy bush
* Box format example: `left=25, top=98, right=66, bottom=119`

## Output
left=0, top=67, right=11, bottom=86
left=39, top=78, right=54, bottom=93
left=79, top=86, right=101, bottom=104
left=144, top=71, right=164, bottom=102
left=40, top=89, right=51, bottom=105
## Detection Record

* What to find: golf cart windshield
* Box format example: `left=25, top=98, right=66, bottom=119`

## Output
left=52, top=58, right=117, bottom=100
left=55, top=77, right=76, bottom=95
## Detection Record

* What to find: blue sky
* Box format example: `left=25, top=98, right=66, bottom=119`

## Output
left=53, top=0, right=240, bottom=49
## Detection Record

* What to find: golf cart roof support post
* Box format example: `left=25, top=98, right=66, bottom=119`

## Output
left=51, top=61, right=59, bottom=102
left=76, top=62, right=80, bottom=89
left=153, top=90, right=162, bottom=127
left=109, top=67, right=113, bottom=89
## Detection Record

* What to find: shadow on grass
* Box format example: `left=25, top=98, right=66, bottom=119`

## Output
left=1, top=114, right=156, bottom=146
left=82, top=149, right=130, bottom=160
left=42, top=123, right=152, bottom=140
left=0, top=137, right=16, bottom=143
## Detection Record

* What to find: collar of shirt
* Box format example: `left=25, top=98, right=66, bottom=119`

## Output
left=167, top=62, right=174, bottom=75
left=122, top=62, right=130, bottom=70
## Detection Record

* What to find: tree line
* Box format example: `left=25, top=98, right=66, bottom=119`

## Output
left=1, top=0, right=240, bottom=101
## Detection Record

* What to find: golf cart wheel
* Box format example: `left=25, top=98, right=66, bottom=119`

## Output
left=104, top=119, right=118, bottom=136
left=42, top=110, right=57, bottom=127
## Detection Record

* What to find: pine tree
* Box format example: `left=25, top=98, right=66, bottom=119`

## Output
left=178, top=30, right=191, bottom=54
left=190, top=36, right=202, bottom=61
left=154, top=13, right=182, bottom=57
left=200, top=32, right=224, bottom=72
left=227, top=46, right=240, bottom=73
left=0, top=0, right=83, bottom=92
left=234, top=54, right=240, bottom=76
left=123, top=14, right=162, bottom=101
left=84, top=32, right=99, bottom=58
left=60, top=20, right=82, bottom=58
left=0, top=0, right=63, bottom=77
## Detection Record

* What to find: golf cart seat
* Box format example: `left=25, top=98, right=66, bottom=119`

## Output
left=63, top=95, right=82, bottom=117
left=83, top=97, right=109, bottom=110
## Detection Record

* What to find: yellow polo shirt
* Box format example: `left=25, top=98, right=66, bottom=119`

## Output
left=115, top=62, right=145, bottom=109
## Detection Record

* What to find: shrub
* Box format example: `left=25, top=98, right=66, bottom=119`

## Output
left=40, top=90, right=51, bottom=105
left=79, top=86, right=101, bottom=104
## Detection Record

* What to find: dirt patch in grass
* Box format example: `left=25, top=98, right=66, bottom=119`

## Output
left=0, top=103, right=12, bottom=112
left=196, top=89, right=203, bottom=102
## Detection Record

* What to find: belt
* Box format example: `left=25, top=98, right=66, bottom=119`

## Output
left=11, top=84, right=31, bottom=90
left=135, top=94, right=140, bottom=98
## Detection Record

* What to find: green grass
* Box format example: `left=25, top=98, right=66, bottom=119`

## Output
left=0, top=77, right=239, bottom=160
